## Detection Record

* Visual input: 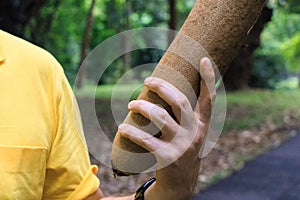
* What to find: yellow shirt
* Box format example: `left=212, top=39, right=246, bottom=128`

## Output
left=0, top=30, right=100, bottom=199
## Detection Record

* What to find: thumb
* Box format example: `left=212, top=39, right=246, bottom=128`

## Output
left=195, top=57, right=216, bottom=123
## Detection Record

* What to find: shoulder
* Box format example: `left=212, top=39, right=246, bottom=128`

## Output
left=0, top=30, right=64, bottom=77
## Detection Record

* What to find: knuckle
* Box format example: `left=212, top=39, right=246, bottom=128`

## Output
left=138, top=136, right=150, bottom=147
left=203, top=95, right=213, bottom=105
left=176, top=96, right=190, bottom=109
left=151, top=78, right=163, bottom=89
left=194, top=132, right=205, bottom=146
left=133, top=100, right=144, bottom=108
left=210, top=91, right=216, bottom=103
left=151, top=106, right=168, bottom=120
left=156, top=108, right=168, bottom=120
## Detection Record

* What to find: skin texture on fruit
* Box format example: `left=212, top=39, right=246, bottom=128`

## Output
left=111, top=0, right=266, bottom=176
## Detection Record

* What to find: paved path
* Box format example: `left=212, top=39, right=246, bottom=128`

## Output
left=192, top=132, right=300, bottom=200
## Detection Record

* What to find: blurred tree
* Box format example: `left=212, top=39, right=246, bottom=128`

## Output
left=177, top=0, right=195, bottom=27
left=273, top=0, right=300, bottom=13
left=95, top=0, right=169, bottom=85
left=168, top=0, right=177, bottom=30
left=168, top=0, right=177, bottom=44
left=0, top=0, right=47, bottom=37
left=252, top=0, right=300, bottom=88
left=123, top=1, right=132, bottom=74
left=281, top=32, right=300, bottom=73
left=76, top=0, right=96, bottom=88
left=223, top=5, right=273, bottom=90
left=276, top=0, right=300, bottom=86
left=26, top=0, right=61, bottom=46
left=249, top=54, right=287, bottom=89
left=26, top=0, right=90, bottom=83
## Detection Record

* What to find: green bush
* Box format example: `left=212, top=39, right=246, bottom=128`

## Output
left=249, top=54, right=288, bottom=89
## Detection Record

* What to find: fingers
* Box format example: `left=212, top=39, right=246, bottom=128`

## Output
left=128, top=100, right=179, bottom=140
left=118, top=123, right=184, bottom=166
left=118, top=123, right=163, bottom=153
left=196, top=57, right=216, bottom=124
left=143, top=77, right=194, bottom=126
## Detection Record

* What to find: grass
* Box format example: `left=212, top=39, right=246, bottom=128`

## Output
left=275, top=77, right=299, bottom=90
left=77, top=84, right=300, bottom=192
left=75, top=83, right=143, bottom=100
left=224, top=89, right=300, bottom=131
left=76, top=84, right=300, bottom=132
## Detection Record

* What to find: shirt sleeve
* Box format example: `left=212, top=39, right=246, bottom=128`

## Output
left=42, top=60, right=100, bottom=200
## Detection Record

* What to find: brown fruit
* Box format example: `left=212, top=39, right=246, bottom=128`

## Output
left=111, top=0, right=266, bottom=176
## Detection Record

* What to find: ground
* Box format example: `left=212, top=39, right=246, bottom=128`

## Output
left=82, top=97, right=300, bottom=197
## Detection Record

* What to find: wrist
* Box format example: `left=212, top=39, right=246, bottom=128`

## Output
left=134, top=178, right=156, bottom=200
left=144, top=181, right=191, bottom=200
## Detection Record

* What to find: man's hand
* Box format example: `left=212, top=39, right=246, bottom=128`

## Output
left=118, top=57, right=216, bottom=199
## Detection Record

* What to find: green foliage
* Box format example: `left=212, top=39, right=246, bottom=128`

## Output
left=78, top=85, right=300, bottom=133
left=250, top=54, right=287, bottom=89
left=259, top=10, right=300, bottom=43
left=75, top=83, right=143, bottom=99
left=176, top=0, right=195, bottom=28
left=90, top=0, right=170, bottom=86
left=224, top=89, right=300, bottom=131
left=270, top=0, right=300, bottom=13
left=280, top=32, right=300, bottom=72
left=276, top=77, right=299, bottom=89
left=129, top=0, right=169, bottom=28
left=25, top=0, right=92, bottom=84
left=23, top=0, right=201, bottom=86
left=254, top=6, right=300, bottom=88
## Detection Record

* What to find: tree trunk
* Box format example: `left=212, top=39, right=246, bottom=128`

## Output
left=0, top=0, right=46, bottom=38
left=223, top=5, right=273, bottom=91
left=112, top=0, right=267, bottom=176
left=27, top=0, right=61, bottom=46
left=168, top=0, right=177, bottom=44
left=168, top=0, right=177, bottom=30
left=123, top=1, right=132, bottom=75
left=76, top=0, right=96, bottom=88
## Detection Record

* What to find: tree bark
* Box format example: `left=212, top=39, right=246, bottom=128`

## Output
left=112, top=0, right=267, bottom=176
left=76, top=0, right=96, bottom=88
left=123, top=1, right=132, bottom=74
left=168, top=0, right=177, bottom=30
left=168, top=0, right=177, bottom=44
left=223, top=5, right=273, bottom=90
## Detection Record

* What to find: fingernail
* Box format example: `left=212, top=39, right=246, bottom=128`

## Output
left=128, top=100, right=136, bottom=108
left=118, top=124, right=126, bottom=132
left=144, top=77, right=154, bottom=84
left=202, top=57, right=209, bottom=66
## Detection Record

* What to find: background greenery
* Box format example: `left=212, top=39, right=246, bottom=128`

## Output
left=1, top=0, right=299, bottom=194
left=0, top=0, right=299, bottom=127
left=1, top=0, right=297, bottom=89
